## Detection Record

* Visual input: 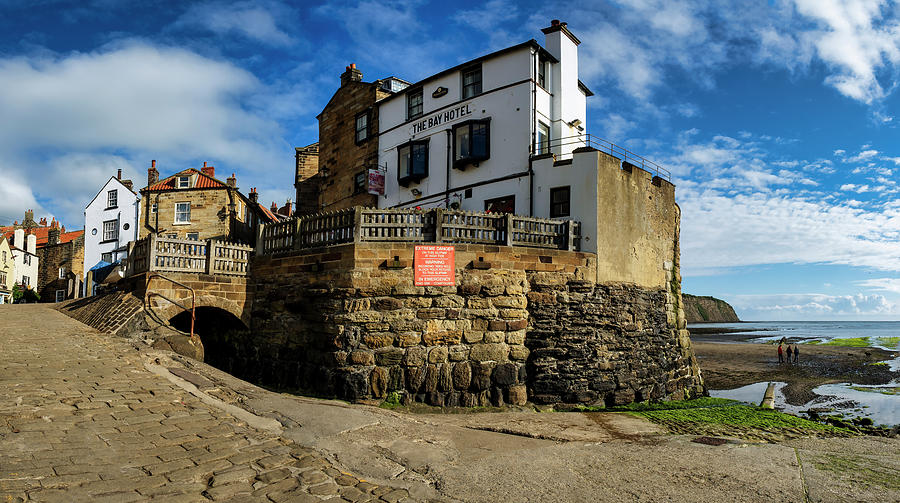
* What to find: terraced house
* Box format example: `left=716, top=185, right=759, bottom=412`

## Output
left=139, top=160, right=274, bottom=244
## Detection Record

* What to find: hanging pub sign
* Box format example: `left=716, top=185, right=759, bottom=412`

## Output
left=414, top=245, right=455, bottom=286
left=367, top=168, right=385, bottom=195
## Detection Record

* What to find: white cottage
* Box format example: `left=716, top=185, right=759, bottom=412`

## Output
left=9, top=228, right=38, bottom=292
left=83, top=170, right=140, bottom=295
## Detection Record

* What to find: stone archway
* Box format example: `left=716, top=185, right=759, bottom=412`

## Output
left=169, top=306, right=251, bottom=377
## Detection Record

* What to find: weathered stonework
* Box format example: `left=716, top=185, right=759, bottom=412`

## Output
left=216, top=240, right=703, bottom=407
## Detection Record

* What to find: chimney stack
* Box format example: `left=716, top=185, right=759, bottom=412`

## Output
left=26, top=233, right=36, bottom=255
left=24, top=209, right=35, bottom=227
left=226, top=173, right=236, bottom=188
left=340, top=63, right=363, bottom=86
left=201, top=161, right=215, bottom=178
left=39, top=217, right=47, bottom=226
left=249, top=187, right=258, bottom=204
left=48, top=227, right=60, bottom=245
left=270, top=201, right=277, bottom=212
left=117, top=168, right=122, bottom=180
left=13, top=228, right=24, bottom=247
left=148, top=160, right=159, bottom=186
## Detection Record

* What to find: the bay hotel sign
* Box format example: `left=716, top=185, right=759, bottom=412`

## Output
left=409, top=103, right=474, bottom=135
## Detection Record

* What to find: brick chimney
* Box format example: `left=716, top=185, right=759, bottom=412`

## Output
left=39, top=217, right=47, bottom=226
left=148, top=160, right=159, bottom=186
left=23, top=209, right=35, bottom=227
left=48, top=219, right=60, bottom=245
left=117, top=168, right=122, bottom=180
left=249, top=187, right=258, bottom=204
left=340, top=63, right=363, bottom=86
left=270, top=201, right=277, bottom=212
left=226, top=173, right=236, bottom=188
left=201, top=161, right=215, bottom=178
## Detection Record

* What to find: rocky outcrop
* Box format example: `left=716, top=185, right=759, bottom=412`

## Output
left=683, top=294, right=739, bottom=323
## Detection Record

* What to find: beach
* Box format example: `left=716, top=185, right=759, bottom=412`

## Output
left=691, top=334, right=898, bottom=406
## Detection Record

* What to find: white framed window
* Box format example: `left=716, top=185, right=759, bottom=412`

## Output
left=1, top=251, right=5, bottom=262
left=101, top=252, right=113, bottom=263
left=462, top=65, right=482, bottom=99
left=0, top=272, right=6, bottom=288
left=107, top=189, right=118, bottom=208
left=186, top=232, right=199, bottom=241
left=537, top=122, right=550, bottom=155
left=55, top=290, right=65, bottom=302
left=174, top=202, right=191, bottom=223
left=177, top=176, right=190, bottom=189
left=355, top=111, right=369, bottom=144
left=397, top=140, right=429, bottom=186
left=166, top=233, right=178, bottom=239
left=550, top=186, right=571, bottom=218
left=22, top=275, right=30, bottom=287
left=58, top=267, right=66, bottom=279
left=102, top=219, right=118, bottom=241
left=23, top=254, right=31, bottom=265
left=151, top=203, right=158, bottom=213
left=453, top=119, right=490, bottom=169
left=407, top=88, right=423, bottom=119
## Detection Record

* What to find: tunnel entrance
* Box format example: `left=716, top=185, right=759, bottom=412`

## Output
left=169, top=307, right=253, bottom=380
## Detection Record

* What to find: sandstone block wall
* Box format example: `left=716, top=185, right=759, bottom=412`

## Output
left=56, top=291, right=144, bottom=335
left=242, top=241, right=702, bottom=406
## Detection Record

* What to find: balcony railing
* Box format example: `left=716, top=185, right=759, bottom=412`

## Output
left=128, top=235, right=252, bottom=276
left=538, top=133, right=670, bottom=181
left=259, top=207, right=581, bottom=255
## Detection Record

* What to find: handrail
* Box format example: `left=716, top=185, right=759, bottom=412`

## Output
left=539, top=133, right=670, bottom=181
left=147, top=272, right=196, bottom=338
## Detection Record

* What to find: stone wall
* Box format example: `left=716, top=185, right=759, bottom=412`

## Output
left=240, top=241, right=702, bottom=406
left=317, top=68, right=388, bottom=211
left=37, top=235, right=84, bottom=301
left=56, top=291, right=144, bottom=335
left=139, top=188, right=255, bottom=244
left=294, top=143, right=320, bottom=216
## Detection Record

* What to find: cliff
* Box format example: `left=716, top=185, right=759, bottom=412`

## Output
left=683, top=294, right=740, bottom=323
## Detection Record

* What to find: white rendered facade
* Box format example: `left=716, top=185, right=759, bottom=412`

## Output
left=376, top=21, right=590, bottom=220
left=9, top=229, right=38, bottom=290
left=84, top=175, right=140, bottom=295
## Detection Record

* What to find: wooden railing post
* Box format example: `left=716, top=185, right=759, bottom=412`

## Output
left=565, top=220, right=575, bottom=250
left=353, top=207, right=363, bottom=243
left=293, top=218, right=303, bottom=251
left=205, top=240, right=214, bottom=274
left=434, top=208, right=444, bottom=243
left=148, top=234, right=158, bottom=272
left=255, top=222, right=265, bottom=255
left=504, top=214, right=514, bottom=247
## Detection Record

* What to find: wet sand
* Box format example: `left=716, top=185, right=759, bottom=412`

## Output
left=691, top=336, right=899, bottom=404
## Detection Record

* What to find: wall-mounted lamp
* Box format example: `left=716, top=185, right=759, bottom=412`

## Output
left=411, top=188, right=422, bottom=197
left=568, top=119, right=584, bottom=132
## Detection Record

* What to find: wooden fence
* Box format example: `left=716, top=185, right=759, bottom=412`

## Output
left=128, top=235, right=252, bottom=276
left=258, top=207, right=581, bottom=255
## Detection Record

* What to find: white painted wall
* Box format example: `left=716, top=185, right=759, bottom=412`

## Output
left=10, top=228, right=38, bottom=289
left=83, top=176, right=140, bottom=294
left=532, top=153, right=599, bottom=254
left=376, top=26, right=588, bottom=216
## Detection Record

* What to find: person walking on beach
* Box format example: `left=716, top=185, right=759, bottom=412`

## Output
left=793, top=345, right=799, bottom=363
left=786, top=344, right=793, bottom=364
left=778, top=343, right=784, bottom=363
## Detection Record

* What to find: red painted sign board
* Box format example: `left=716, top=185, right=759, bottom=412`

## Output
left=414, top=245, right=455, bottom=286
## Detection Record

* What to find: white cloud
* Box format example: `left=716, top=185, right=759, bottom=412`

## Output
left=858, top=277, right=900, bottom=294
left=730, top=292, right=897, bottom=320
left=0, top=41, right=293, bottom=225
left=171, top=1, right=296, bottom=47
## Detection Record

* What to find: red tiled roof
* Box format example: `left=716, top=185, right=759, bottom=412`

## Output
left=145, top=168, right=227, bottom=191
left=256, top=203, right=279, bottom=223
left=1, top=226, right=83, bottom=248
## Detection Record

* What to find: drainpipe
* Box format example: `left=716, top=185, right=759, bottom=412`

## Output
left=529, top=49, right=538, bottom=217
left=445, top=129, right=452, bottom=208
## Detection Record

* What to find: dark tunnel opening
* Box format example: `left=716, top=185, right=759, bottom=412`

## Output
left=169, top=306, right=252, bottom=379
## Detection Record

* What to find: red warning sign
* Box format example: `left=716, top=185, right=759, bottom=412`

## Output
left=414, top=245, right=455, bottom=286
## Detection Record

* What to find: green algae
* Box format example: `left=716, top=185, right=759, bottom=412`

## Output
left=813, top=453, right=900, bottom=490
left=874, top=336, right=900, bottom=348
left=807, top=337, right=871, bottom=347
left=848, top=385, right=900, bottom=396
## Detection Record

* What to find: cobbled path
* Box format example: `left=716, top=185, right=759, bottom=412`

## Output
left=0, top=305, right=416, bottom=503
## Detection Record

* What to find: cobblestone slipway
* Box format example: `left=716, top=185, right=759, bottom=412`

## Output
left=0, top=305, right=417, bottom=503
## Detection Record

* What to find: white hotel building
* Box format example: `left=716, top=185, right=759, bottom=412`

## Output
left=372, top=20, right=671, bottom=257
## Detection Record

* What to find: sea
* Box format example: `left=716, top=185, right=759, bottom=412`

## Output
left=691, top=321, right=900, bottom=427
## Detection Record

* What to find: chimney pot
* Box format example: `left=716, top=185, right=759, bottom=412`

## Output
left=226, top=173, right=236, bottom=188
left=117, top=168, right=122, bottom=180
left=152, top=160, right=156, bottom=168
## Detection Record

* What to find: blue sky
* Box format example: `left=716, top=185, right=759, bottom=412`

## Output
left=1, top=0, right=900, bottom=320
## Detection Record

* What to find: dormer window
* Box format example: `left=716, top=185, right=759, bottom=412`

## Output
left=462, top=65, right=482, bottom=99
left=177, top=176, right=190, bottom=189
left=407, top=89, right=423, bottom=120
left=453, top=119, right=490, bottom=169
left=398, top=139, right=429, bottom=187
